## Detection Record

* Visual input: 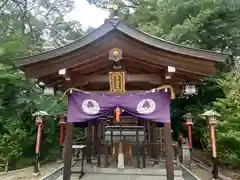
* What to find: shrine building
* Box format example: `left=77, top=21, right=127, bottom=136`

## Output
left=14, top=13, right=229, bottom=180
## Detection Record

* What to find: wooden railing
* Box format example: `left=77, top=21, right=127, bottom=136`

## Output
left=102, top=140, right=180, bottom=168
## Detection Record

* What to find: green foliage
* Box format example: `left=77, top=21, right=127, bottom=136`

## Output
left=213, top=70, right=240, bottom=166
left=0, top=0, right=83, bottom=171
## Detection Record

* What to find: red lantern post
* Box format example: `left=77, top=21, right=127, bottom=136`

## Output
left=34, top=115, right=43, bottom=174
left=183, top=113, right=194, bottom=166
left=57, top=113, right=67, bottom=160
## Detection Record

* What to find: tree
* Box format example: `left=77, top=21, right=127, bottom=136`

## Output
left=0, top=0, right=83, bottom=171
left=0, top=0, right=84, bottom=49
left=213, top=69, right=240, bottom=166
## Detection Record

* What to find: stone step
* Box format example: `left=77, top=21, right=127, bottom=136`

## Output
left=57, top=174, right=184, bottom=180
left=72, top=166, right=183, bottom=177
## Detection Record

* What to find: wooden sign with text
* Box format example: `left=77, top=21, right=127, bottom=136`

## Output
left=109, top=71, right=125, bottom=93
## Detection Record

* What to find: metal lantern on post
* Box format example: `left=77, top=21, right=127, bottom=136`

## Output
left=57, top=113, right=67, bottom=161
left=32, top=110, right=49, bottom=175
left=201, top=110, right=220, bottom=180
left=183, top=112, right=194, bottom=166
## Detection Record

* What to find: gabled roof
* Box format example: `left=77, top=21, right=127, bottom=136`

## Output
left=14, top=18, right=229, bottom=67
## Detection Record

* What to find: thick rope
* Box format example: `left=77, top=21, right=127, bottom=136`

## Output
left=45, top=85, right=175, bottom=114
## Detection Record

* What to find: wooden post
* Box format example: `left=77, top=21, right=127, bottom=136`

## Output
left=63, top=122, right=73, bottom=180
left=136, top=128, right=140, bottom=168
left=95, top=121, right=101, bottom=167
left=87, top=120, right=93, bottom=163
left=149, top=121, right=154, bottom=158
left=142, top=141, right=146, bottom=168
left=152, top=121, right=158, bottom=164
left=147, top=121, right=151, bottom=155
left=164, top=122, right=174, bottom=180
left=105, top=140, right=109, bottom=167
left=94, top=121, right=98, bottom=157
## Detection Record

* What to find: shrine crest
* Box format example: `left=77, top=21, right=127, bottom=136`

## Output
left=136, top=99, right=156, bottom=114
left=82, top=99, right=100, bottom=115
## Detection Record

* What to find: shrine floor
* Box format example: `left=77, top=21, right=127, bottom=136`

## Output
left=56, top=173, right=185, bottom=180
left=56, top=156, right=185, bottom=180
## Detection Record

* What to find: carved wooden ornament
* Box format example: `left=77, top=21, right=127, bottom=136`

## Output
left=109, top=71, right=125, bottom=92
left=109, top=48, right=122, bottom=62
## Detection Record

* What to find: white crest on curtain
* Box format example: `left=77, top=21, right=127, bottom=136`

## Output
left=82, top=99, right=100, bottom=115
left=136, top=99, right=156, bottom=114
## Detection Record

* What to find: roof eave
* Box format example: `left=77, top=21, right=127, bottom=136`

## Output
left=115, top=21, right=230, bottom=63
left=13, top=19, right=230, bottom=69
left=13, top=20, right=115, bottom=67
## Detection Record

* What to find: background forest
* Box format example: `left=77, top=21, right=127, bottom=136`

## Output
left=0, top=0, right=240, bottom=171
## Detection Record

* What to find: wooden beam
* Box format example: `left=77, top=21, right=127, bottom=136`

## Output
left=23, top=43, right=111, bottom=78
left=72, top=74, right=163, bottom=87
left=117, top=36, right=217, bottom=76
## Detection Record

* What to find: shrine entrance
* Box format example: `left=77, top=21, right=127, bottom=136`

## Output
left=14, top=12, right=228, bottom=180
left=69, top=87, right=174, bottom=171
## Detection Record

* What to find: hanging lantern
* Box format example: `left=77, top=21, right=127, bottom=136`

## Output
left=115, top=107, right=121, bottom=122
left=44, top=87, right=55, bottom=96
left=184, top=84, right=197, bottom=95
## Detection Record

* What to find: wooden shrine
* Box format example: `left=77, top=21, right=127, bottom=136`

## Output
left=14, top=13, right=229, bottom=180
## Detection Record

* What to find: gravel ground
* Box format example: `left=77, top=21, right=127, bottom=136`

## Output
left=0, top=162, right=62, bottom=180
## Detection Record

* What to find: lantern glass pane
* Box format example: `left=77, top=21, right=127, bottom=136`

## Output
left=44, top=87, right=55, bottom=95
left=184, top=84, right=197, bottom=95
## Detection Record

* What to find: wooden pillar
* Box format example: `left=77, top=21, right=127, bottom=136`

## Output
left=63, top=122, right=73, bottom=180
left=94, top=122, right=97, bottom=157
left=164, top=122, right=174, bottom=180
left=149, top=121, right=154, bottom=158
left=152, top=121, right=158, bottom=164
left=136, top=128, right=140, bottom=168
left=87, top=120, right=93, bottom=163
left=94, top=121, right=101, bottom=167
left=147, top=120, right=151, bottom=155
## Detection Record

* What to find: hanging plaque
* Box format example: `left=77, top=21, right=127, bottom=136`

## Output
left=109, top=71, right=125, bottom=92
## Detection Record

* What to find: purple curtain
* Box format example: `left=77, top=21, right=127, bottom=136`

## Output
left=67, top=91, right=171, bottom=123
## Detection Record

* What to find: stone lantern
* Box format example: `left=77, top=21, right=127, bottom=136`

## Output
left=201, top=110, right=220, bottom=180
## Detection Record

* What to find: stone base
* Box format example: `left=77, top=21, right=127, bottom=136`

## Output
left=182, top=145, right=190, bottom=165
left=32, top=172, right=40, bottom=177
